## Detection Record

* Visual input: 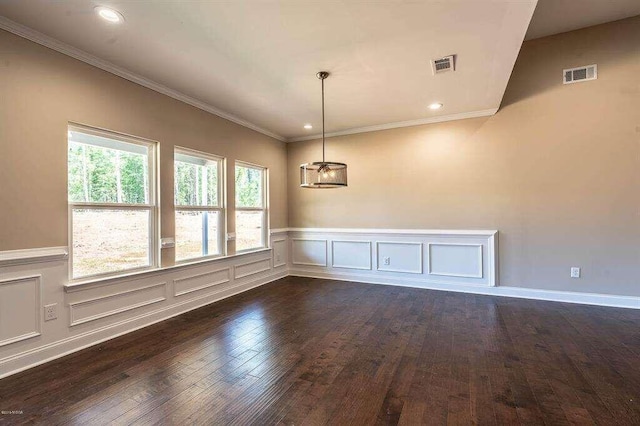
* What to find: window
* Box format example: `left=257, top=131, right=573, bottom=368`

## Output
left=174, top=148, right=225, bottom=261
left=235, top=162, right=267, bottom=252
left=68, top=125, right=157, bottom=280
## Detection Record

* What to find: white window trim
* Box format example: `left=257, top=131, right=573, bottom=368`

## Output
left=235, top=160, right=269, bottom=254
left=68, top=123, right=159, bottom=281
left=174, top=146, right=227, bottom=263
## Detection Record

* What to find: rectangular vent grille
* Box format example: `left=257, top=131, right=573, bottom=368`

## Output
left=563, top=64, right=597, bottom=84
left=431, top=55, right=455, bottom=75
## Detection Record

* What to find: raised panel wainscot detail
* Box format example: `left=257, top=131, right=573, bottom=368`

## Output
left=331, top=240, right=372, bottom=270
left=376, top=242, right=423, bottom=274
left=292, top=239, right=328, bottom=267
left=173, top=268, right=231, bottom=297
left=69, top=282, right=167, bottom=326
left=0, top=275, right=42, bottom=347
left=234, top=258, right=271, bottom=280
left=428, top=243, right=483, bottom=279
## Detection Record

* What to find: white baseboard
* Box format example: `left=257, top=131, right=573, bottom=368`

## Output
left=0, top=270, right=286, bottom=380
left=289, top=269, right=640, bottom=310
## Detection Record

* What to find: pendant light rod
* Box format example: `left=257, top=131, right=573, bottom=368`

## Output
left=317, top=71, right=329, bottom=162
left=300, top=70, right=346, bottom=188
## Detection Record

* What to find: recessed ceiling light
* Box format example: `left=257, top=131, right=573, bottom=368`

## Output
left=95, top=6, right=124, bottom=23
left=429, top=103, right=443, bottom=110
left=303, top=124, right=313, bottom=129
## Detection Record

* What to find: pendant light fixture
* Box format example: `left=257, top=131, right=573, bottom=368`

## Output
left=300, top=71, right=347, bottom=188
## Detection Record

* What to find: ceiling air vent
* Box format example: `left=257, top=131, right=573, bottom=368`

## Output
left=563, top=64, right=597, bottom=84
left=431, top=55, right=455, bottom=75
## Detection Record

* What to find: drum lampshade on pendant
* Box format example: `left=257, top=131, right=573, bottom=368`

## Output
left=300, top=72, right=347, bottom=188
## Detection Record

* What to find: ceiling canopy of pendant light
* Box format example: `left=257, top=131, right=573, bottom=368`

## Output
left=300, top=72, right=347, bottom=189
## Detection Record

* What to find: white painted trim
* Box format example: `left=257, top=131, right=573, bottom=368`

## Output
left=69, top=282, right=167, bottom=326
left=0, top=275, right=42, bottom=347
left=330, top=240, right=372, bottom=271
left=233, top=258, right=271, bottom=279
left=287, top=108, right=499, bottom=142
left=64, top=248, right=271, bottom=292
left=375, top=241, right=423, bottom=274
left=0, top=18, right=502, bottom=144
left=0, top=17, right=285, bottom=142
left=288, top=270, right=640, bottom=310
left=427, top=243, right=483, bottom=279
left=272, top=239, right=287, bottom=268
left=0, top=270, right=287, bottom=380
left=291, top=238, right=328, bottom=267
left=288, top=228, right=497, bottom=236
left=173, top=268, right=231, bottom=297
left=270, top=228, right=289, bottom=235
left=0, top=247, right=68, bottom=267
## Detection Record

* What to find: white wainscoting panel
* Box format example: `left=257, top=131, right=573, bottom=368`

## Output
left=69, top=282, right=167, bottom=326
left=332, top=241, right=372, bottom=270
left=234, top=258, right=271, bottom=279
left=428, top=243, right=483, bottom=279
left=376, top=242, right=423, bottom=274
left=272, top=239, right=287, bottom=268
left=173, top=268, right=230, bottom=297
left=0, top=276, right=41, bottom=347
left=292, top=239, right=327, bottom=267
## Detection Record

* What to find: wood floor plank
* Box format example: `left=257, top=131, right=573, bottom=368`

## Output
left=0, top=277, right=638, bottom=425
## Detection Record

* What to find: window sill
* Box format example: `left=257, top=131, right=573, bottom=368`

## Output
left=65, top=247, right=272, bottom=293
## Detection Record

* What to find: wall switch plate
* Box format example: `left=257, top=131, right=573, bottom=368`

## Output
left=570, top=267, right=581, bottom=278
left=44, top=304, right=57, bottom=321
left=383, top=257, right=391, bottom=266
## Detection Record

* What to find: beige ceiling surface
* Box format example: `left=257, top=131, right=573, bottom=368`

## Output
left=0, top=1, right=538, bottom=140
left=525, top=0, right=640, bottom=40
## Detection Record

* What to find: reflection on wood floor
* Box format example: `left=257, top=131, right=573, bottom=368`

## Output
left=1, top=276, right=639, bottom=425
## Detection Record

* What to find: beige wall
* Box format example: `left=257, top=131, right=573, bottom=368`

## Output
left=0, top=29, right=288, bottom=263
left=288, top=16, right=640, bottom=296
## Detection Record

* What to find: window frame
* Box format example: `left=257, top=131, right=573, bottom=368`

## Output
left=234, top=160, right=269, bottom=253
left=173, top=146, right=227, bottom=263
left=67, top=123, right=159, bottom=282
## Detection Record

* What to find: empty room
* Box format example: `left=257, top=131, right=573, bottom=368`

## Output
left=0, top=0, right=639, bottom=424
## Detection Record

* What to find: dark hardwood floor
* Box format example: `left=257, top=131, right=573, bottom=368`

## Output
left=1, top=276, right=639, bottom=425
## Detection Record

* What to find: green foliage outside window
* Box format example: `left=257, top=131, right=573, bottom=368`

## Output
left=235, top=165, right=262, bottom=208
left=68, top=142, right=148, bottom=204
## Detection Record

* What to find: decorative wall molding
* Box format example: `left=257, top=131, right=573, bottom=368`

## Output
left=287, top=108, right=499, bottom=142
left=69, top=282, right=167, bottom=326
left=234, top=258, right=271, bottom=280
left=376, top=241, right=423, bottom=274
left=427, top=243, right=483, bottom=279
left=287, top=227, right=498, bottom=236
left=291, top=239, right=328, bottom=267
left=272, top=239, right=287, bottom=268
left=0, top=247, right=68, bottom=267
left=173, top=268, right=231, bottom=297
left=0, top=275, right=42, bottom=347
left=0, top=17, right=285, bottom=142
left=0, top=269, right=287, bottom=380
left=1, top=226, right=638, bottom=381
left=331, top=240, right=372, bottom=270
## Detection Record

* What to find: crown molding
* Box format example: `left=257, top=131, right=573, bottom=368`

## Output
left=0, top=17, right=500, bottom=144
left=0, top=17, right=286, bottom=142
left=286, top=108, right=499, bottom=142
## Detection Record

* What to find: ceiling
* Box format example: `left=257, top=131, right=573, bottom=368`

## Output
left=525, top=0, right=640, bottom=40
left=0, top=1, right=635, bottom=142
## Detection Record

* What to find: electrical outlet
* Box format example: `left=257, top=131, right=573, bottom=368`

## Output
left=44, top=303, right=57, bottom=321
left=383, top=257, right=391, bottom=266
left=570, top=267, right=581, bottom=278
